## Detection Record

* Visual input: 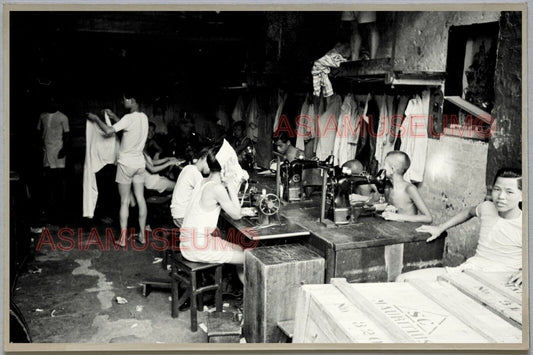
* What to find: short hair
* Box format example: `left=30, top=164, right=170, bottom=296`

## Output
left=274, top=131, right=290, bottom=143
left=194, top=146, right=210, bottom=160
left=494, top=168, right=522, bottom=190
left=385, top=151, right=411, bottom=175
left=233, top=121, right=246, bottom=131
left=205, top=144, right=222, bottom=172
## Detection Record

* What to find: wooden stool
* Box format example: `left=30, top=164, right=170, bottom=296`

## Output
left=170, top=254, right=223, bottom=332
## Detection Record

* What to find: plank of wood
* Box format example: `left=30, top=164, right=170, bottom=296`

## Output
left=408, top=279, right=499, bottom=342
left=331, top=278, right=413, bottom=342
left=463, top=269, right=522, bottom=304
left=277, top=320, right=295, bottom=339
left=437, top=272, right=522, bottom=328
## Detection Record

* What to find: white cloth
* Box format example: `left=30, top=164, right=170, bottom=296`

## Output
left=311, top=52, right=347, bottom=97
left=216, top=139, right=249, bottom=183
left=400, top=91, right=430, bottom=183
left=315, top=95, right=341, bottom=161
left=295, top=97, right=310, bottom=151
left=449, top=201, right=522, bottom=273
left=170, top=165, right=203, bottom=219
left=333, top=94, right=359, bottom=166
left=82, top=115, right=119, bottom=218
left=231, top=95, right=245, bottom=122
left=112, top=111, right=149, bottom=169
left=374, top=95, right=396, bottom=168
left=272, top=91, right=287, bottom=133
left=246, top=97, right=259, bottom=142
left=144, top=172, right=175, bottom=193
left=37, top=111, right=70, bottom=168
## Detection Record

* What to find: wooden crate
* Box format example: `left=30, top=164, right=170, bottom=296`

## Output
left=207, top=312, right=241, bottom=343
left=243, top=244, right=325, bottom=343
left=293, top=277, right=522, bottom=343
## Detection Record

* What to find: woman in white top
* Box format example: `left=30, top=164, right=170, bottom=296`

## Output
left=179, top=146, right=245, bottom=283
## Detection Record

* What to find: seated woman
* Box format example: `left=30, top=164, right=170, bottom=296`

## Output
left=179, top=145, right=245, bottom=283
left=143, top=151, right=183, bottom=193
left=396, top=168, right=522, bottom=287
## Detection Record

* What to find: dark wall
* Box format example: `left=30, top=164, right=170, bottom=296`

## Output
left=486, top=11, right=522, bottom=184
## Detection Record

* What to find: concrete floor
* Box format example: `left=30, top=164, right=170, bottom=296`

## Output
left=12, top=222, right=242, bottom=344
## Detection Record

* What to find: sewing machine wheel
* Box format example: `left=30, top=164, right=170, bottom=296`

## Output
left=258, top=193, right=281, bottom=216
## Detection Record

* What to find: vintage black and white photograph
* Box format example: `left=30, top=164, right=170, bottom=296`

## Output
left=5, top=4, right=527, bottom=351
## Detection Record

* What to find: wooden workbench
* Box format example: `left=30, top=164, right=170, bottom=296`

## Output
left=222, top=173, right=444, bottom=283
left=279, top=201, right=445, bottom=282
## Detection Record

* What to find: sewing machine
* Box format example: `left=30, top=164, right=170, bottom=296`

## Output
left=326, top=169, right=388, bottom=225
left=274, top=153, right=333, bottom=203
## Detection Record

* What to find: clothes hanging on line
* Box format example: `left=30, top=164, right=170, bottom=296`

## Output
left=315, top=94, right=342, bottom=161
left=295, top=95, right=310, bottom=151
left=246, top=97, right=259, bottom=142
left=231, top=95, right=245, bottom=122
left=272, top=91, right=287, bottom=133
left=400, top=90, right=430, bottom=183
left=333, top=93, right=359, bottom=167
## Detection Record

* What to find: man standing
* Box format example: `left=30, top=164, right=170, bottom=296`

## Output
left=37, top=97, right=70, bottom=225
left=87, top=93, right=149, bottom=246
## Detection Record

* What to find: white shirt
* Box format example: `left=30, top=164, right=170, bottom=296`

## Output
left=112, top=111, right=149, bottom=168
left=170, top=165, right=203, bottom=219
left=457, top=201, right=522, bottom=273
left=37, top=111, right=70, bottom=168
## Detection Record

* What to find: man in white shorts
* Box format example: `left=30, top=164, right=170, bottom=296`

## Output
left=87, top=92, right=149, bottom=246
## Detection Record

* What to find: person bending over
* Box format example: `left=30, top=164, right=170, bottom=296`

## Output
left=179, top=146, right=245, bottom=283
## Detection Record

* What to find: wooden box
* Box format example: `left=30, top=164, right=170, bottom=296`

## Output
left=293, top=277, right=522, bottom=343
left=207, top=312, right=241, bottom=343
left=243, top=244, right=325, bottom=343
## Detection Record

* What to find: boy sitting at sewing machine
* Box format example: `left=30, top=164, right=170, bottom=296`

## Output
left=379, top=151, right=433, bottom=223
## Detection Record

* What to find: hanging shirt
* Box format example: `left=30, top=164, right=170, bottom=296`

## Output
left=333, top=94, right=359, bottom=166
left=272, top=91, right=287, bottom=133
left=295, top=95, right=310, bottom=151
left=311, top=52, right=347, bottom=97
left=231, top=95, right=245, bottom=122
left=315, top=95, right=341, bottom=161
left=374, top=94, right=396, bottom=168
left=246, top=97, right=259, bottom=142
left=400, top=90, right=430, bottom=183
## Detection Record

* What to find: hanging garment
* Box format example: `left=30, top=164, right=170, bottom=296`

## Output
left=216, top=106, right=231, bottom=131
left=400, top=90, right=430, bottom=183
left=82, top=114, right=119, bottom=218
left=333, top=94, right=359, bottom=167
left=255, top=95, right=273, bottom=168
left=231, top=95, right=245, bottom=122
left=272, top=91, right=288, bottom=133
left=311, top=52, right=347, bottom=97
left=295, top=95, right=310, bottom=151
left=315, top=95, right=342, bottom=161
left=246, top=97, right=259, bottom=142
left=374, top=94, right=396, bottom=168
left=393, top=95, right=410, bottom=151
